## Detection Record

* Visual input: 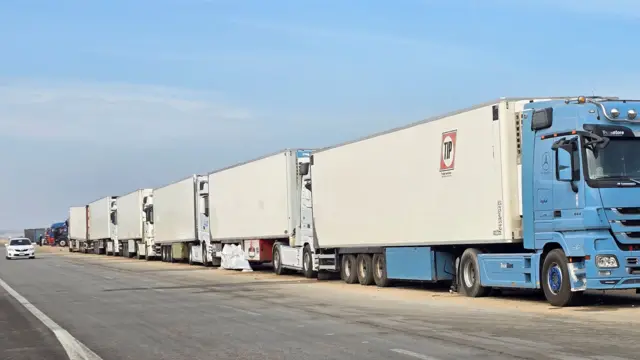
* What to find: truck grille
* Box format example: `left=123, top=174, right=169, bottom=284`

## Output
left=613, top=207, right=640, bottom=215
left=606, top=208, right=640, bottom=244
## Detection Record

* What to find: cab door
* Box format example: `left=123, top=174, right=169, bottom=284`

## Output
left=533, top=133, right=555, bottom=233
left=550, top=136, right=586, bottom=231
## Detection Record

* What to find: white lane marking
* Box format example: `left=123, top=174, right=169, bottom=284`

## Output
left=0, top=277, right=103, bottom=360
left=390, top=348, right=441, bottom=360
left=217, top=304, right=261, bottom=316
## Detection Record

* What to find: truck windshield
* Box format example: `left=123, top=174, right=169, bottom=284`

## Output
left=585, top=138, right=640, bottom=180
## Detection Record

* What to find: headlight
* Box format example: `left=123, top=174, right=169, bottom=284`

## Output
left=596, top=255, right=619, bottom=268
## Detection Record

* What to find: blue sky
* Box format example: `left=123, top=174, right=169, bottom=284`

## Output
left=0, top=0, right=637, bottom=229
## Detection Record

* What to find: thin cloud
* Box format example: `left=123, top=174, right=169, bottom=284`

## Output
left=0, top=79, right=253, bottom=145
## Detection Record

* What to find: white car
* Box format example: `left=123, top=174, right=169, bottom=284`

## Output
left=5, top=237, right=36, bottom=260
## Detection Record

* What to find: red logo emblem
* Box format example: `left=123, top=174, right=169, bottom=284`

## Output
left=440, top=130, right=457, bottom=172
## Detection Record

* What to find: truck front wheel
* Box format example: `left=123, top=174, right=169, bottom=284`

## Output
left=541, top=249, right=583, bottom=307
left=459, top=248, right=490, bottom=297
left=302, top=245, right=316, bottom=279
left=202, top=245, right=211, bottom=267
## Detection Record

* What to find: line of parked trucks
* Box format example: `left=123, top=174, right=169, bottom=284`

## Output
left=66, top=96, right=640, bottom=307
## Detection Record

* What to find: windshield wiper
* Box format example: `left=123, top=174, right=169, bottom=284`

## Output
left=593, top=175, right=640, bottom=186
left=582, top=132, right=610, bottom=150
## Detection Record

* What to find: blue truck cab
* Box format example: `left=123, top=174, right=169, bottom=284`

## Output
left=473, top=96, right=640, bottom=306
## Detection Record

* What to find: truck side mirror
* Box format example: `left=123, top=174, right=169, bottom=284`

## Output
left=299, top=162, right=310, bottom=176
left=553, top=139, right=578, bottom=183
left=556, top=148, right=574, bottom=182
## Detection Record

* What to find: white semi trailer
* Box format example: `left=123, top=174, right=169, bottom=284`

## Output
left=88, top=196, right=118, bottom=255
left=68, top=206, right=88, bottom=252
left=153, top=175, right=216, bottom=265
left=209, top=149, right=315, bottom=274
left=304, top=99, right=531, bottom=283
left=115, top=189, right=152, bottom=259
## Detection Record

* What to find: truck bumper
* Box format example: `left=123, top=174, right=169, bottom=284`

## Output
left=583, top=238, right=640, bottom=290
left=586, top=278, right=640, bottom=290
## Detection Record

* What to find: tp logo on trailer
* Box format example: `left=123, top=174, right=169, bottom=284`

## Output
left=440, top=130, right=457, bottom=173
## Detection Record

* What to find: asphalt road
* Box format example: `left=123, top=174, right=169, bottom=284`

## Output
left=2, top=247, right=640, bottom=360
left=0, top=284, right=68, bottom=360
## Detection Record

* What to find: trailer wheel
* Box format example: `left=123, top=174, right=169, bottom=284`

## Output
left=372, top=253, right=391, bottom=287
left=341, top=254, right=358, bottom=284
left=356, top=254, right=374, bottom=285
left=459, top=248, right=490, bottom=297
left=542, top=249, right=583, bottom=307
left=302, top=245, right=316, bottom=279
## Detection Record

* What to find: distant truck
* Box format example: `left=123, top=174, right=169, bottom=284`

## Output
left=88, top=196, right=118, bottom=255
left=153, top=175, right=215, bottom=265
left=68, top=206, right=88, bottom=252
left=285, top=96, right=640, bottom=307
left=23, top=228, right=45, bottom=245
left=46, top=222, right=68, bottom=247
left=115, top=188, right=153, bottom=259
left=208, top=149, right=313, bottom=271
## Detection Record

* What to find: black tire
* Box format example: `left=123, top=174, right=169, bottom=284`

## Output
left=341, top=254, right=358, bottom=284
left=372, top=253, right=391, bottom=287
left=356, top=254, right=374, bottom=285
left=542, top=249, right=583, bottom=307
left=202, top=244, right=211, bottom=267
left=273, top=244, right=285, bottom=275
left=302, top=245, right=316, bottom=278
left=459, top=248, right=491, bottom=297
